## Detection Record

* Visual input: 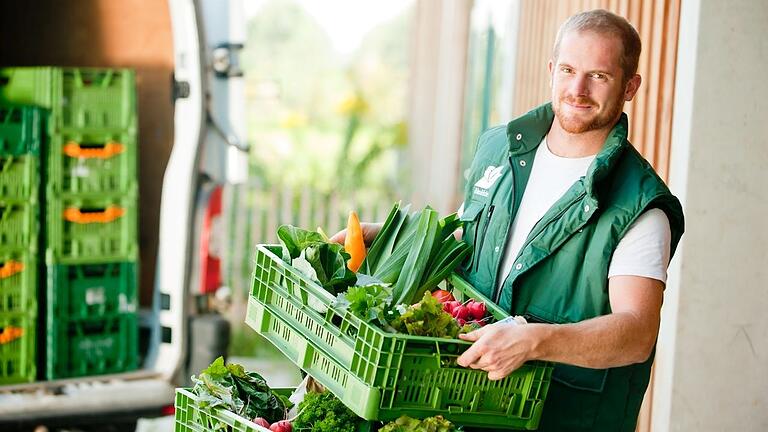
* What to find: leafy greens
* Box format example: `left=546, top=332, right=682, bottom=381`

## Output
left=361, top=203, right=471, bottom=306
left=191, top=357, right=291, bottom=425
left=277, top=225, right=357, bottom=295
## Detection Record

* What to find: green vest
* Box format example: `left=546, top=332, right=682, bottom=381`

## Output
left=460, top=103, right=684, bottom=431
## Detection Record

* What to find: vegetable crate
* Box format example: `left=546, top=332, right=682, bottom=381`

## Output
left=46, top=192, right=138, bottom=263
left=0, top=313, right=36, bottom=384
left=0, top=154, right=39, bottom=200
left=46, top=313, right=138, bottom=379
left=47, top=130, right=137, bottom=195
left=0, top=104, right=42, bottom=157
left=0, top=200, right=38, bottom=251
left=0, top=250, right=36, bottom=315
left=47, top=261, right=136, bottom=322
left=174, top=387, right=288, bottom=432
left=246, top=245, right=553, bottom=430
left=0, top=67, right=58, bottom=110
left=0, top=67, right=136, bottom=133
left=174, top=387, right=375, bottom=432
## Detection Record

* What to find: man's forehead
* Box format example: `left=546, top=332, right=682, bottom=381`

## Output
left=557, top=30, right=624, bottom=70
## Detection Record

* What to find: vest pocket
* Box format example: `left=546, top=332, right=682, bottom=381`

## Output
left=459, top=201, right=485, bottom=271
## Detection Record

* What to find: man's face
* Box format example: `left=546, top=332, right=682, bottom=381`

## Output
left=549, top=30, right=640, bottom=134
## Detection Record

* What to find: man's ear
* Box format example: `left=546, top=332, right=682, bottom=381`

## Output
left=625, top=74, right=642, bottom=101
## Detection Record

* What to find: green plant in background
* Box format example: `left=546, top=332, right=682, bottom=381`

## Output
left=333, top=89, right=407, bottom=196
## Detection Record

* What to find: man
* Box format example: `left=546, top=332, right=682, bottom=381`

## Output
left=334, top=9, right=683, bottom=431
left=450, top=9, right=684, bottom=431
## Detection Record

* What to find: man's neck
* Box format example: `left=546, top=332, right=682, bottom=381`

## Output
left=546, top=121, right=612, bottom=158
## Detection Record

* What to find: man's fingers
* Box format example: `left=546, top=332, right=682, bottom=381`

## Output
left=487, top=369, right=508, bottom=381
left=458, top=325, right=490, bottom=342
left=329, top=229, right=346, bottom=245
left=457, top=339, right=487, bottom=367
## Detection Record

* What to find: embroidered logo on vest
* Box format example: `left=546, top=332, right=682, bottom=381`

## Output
left=473, top=165, right=504, bottom=197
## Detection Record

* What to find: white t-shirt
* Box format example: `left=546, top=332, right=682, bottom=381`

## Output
left=462, top=138, right=672, bottom=287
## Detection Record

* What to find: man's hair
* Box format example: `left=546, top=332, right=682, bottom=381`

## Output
left=552, top=9, right=642, bottom=81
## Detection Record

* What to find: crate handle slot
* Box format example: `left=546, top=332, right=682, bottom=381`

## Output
left=64, top=141, right=125, bottom=159
left=0, top=326, right=23, bottom=345
left=64, top=206, right=125, bottom=224
left=0, top=260, right=24, bottom=279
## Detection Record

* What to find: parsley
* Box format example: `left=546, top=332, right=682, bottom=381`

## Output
left=292, top=391, right=361, bottom=432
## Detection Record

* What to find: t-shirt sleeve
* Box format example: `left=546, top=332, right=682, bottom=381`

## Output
left=608, top=208, right=672, bottom=283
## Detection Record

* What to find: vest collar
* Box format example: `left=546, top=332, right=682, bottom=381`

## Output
left=505, top=102, right=629, bottom=201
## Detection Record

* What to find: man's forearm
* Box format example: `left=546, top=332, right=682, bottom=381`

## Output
left=528, top=312, right=658, bottom=369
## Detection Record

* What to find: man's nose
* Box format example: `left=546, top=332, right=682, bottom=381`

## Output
left=569, top=74, right=590, bottom=97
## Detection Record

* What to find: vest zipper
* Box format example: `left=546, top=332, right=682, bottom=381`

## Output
left=493, top=192, right=588, bottom=304
left=473, top=204, right=495, bottom=273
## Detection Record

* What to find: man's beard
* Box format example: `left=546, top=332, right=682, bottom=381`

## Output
left=553, top=94, right=624, bottom=134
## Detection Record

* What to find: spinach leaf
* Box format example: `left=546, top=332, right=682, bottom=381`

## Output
left=277, top=225, right=357, bottom=295
left=191, top=357, right=292, bottom=424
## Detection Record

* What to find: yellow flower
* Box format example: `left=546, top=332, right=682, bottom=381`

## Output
left=336, top=93, right=369, bottom=116
left=279, top=111, right=307, bottom=129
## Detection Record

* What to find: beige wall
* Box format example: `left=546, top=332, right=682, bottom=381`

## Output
left=655, top=0, right=768, bottom=430
left=407, top=0, right=473, bottom=215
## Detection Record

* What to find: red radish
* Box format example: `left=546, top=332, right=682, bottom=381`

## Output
left=432, top=289, right=455, bottom=303
left=253, top=418, right=270, bottom=428
left=269, top=420, right=292, bottom=432
left=443, top=300, right=460, bottom=315
left=457, top=318, right=467, bottom=326
left=475, top=319, right=487, bottom=327
left=452, top=305, right=470, bottom=321
left=467, top=301, right=487, bottom=320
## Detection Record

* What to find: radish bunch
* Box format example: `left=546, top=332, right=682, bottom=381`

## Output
left=431, top=290, right=489, bottom=327
left=253, top=418, right=292, bottom=432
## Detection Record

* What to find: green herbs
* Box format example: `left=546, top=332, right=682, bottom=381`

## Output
left=191, top=357, right=291, bottom=424
left=333, top=283, right=399, bottom=331
left=390, top=292, right=460, bottom=338
left=292, top=391, right=361, bottom=432
left=277, top=225, right=356, bottom=295
left=379, top=415, right=457, bottom=432
left=362, top=203, right=471, bottom=306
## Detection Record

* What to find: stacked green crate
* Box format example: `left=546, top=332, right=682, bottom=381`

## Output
left=0, top=105, right=41, bottom=384
left=1, top=67, right=140, bottom=379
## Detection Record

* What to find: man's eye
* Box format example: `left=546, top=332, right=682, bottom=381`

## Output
left=591, top=73, right=606, bottom=80
left=560, top=67, right=573, bottom=73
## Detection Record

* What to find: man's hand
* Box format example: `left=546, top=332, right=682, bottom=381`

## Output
left=457, top=322, right=541, bottom=380
left=329, top=222, right=383, bottom=246
left=455, top=275, right=664, bottom=380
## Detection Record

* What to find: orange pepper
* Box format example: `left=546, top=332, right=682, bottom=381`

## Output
left=344, top=211, right=366, bottom=272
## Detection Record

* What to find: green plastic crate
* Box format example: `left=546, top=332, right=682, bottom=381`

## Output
left=0, top=250, right=36, bottom=315
left=47, top=130, right=137, bottom=194
left=46, top=193, right=137, bottom=263
left=0, top=313, right=36, bottom=384
left=175, top=387, right=376, bottom=432
left=46, top=313, right=138, bottom=379
left=0, top=200, right=38, bottom=251
left=0, top=154, right=38, bottom=199
left=245, top=245, right=553, bottom=430
left=0, top=67, right=136, bottom=133
left=56, top=68, right=136, bottom=132
left=0, top=105, right=42, bottom=156
left=0, top=67, right=57, bottom=109
left=47, top=261, right=136, bottom=322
